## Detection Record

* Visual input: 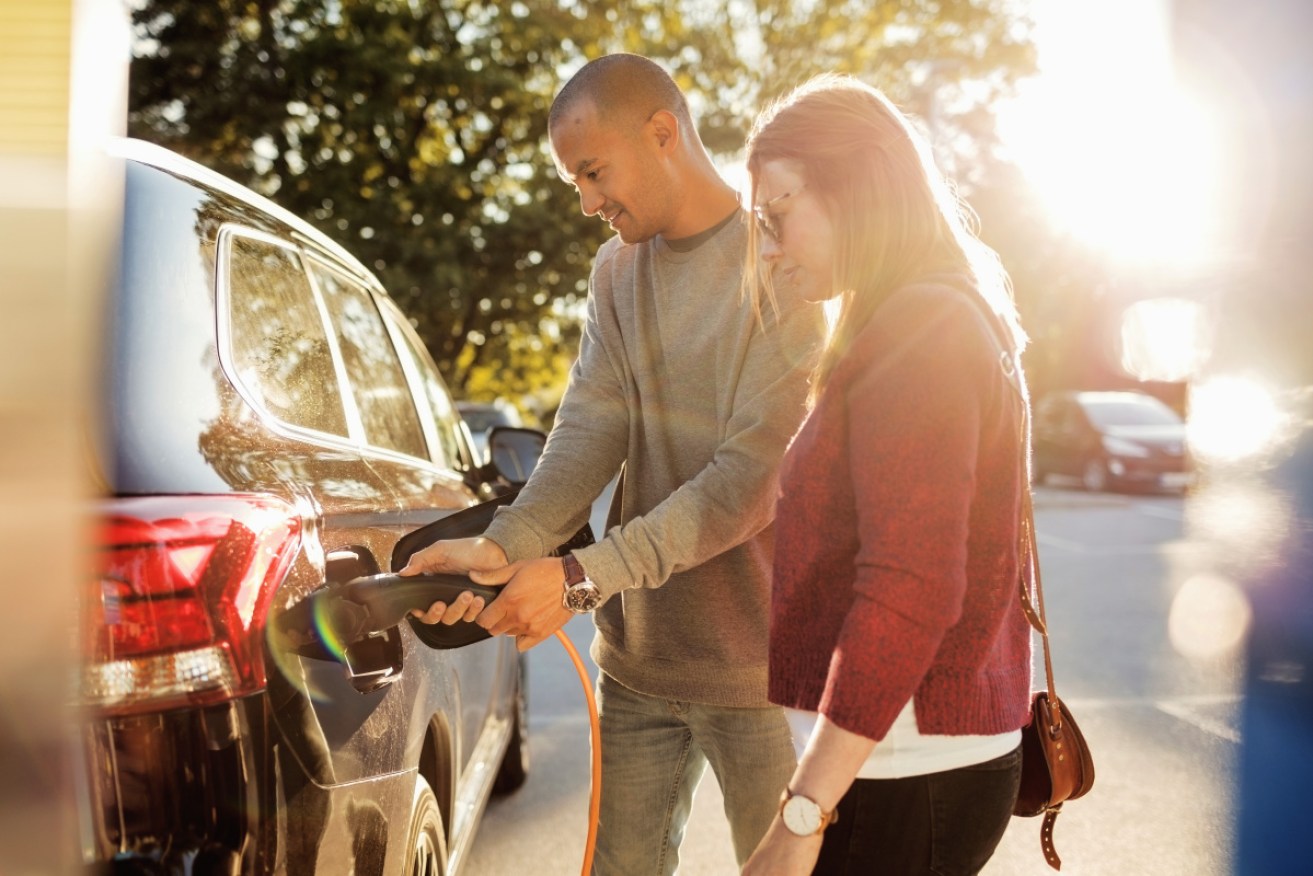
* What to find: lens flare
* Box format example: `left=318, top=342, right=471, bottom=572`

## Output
left=1168, top=574, right=1251, bottom=660
left=312, top=598, right=352, bottom=663
left=1119, top=297, right=1211, bottom=382
left=1186, top=480, right=1292, bottom=581
left=1188, top=376, right=1283, bottom=462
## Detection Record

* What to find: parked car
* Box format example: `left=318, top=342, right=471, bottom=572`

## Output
left=455, top=401, right=524, bottom=466
left=1032, top=390, right=1192, bottom=492
left=81, top=139, right=546, bottom=876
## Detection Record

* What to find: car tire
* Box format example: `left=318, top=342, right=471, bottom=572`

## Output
left=405, top=774, right=446, bottom=876
left=493, top=653, right=530, bottom=794
left=1082, top=458, right=1110, bottom=493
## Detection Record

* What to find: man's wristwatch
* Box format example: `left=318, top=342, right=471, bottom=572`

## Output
left=779, top=789, right=837, bottom=837
left=561, top=553, right=602, bottom=614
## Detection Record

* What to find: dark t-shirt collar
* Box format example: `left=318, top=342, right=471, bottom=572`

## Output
left=663, top=206, right=742, bottom=253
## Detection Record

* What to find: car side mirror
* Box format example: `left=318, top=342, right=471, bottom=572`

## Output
left=485, top=426, right=545, bottom=487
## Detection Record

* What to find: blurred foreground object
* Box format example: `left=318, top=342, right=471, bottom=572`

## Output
left=0, top=0, right=126, bottom=870
left=1173, top=1, right=1313, bottom=873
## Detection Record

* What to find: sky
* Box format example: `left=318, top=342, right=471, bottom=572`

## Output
left=1000, top=0, right=1289, bottom=463
left=998, top=0, right=1223, bottom=268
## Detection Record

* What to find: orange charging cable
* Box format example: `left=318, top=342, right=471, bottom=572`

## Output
left=553, top=629, right=602, bottom=876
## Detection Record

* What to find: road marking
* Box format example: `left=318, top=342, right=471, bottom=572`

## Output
left=1155, top=699, right=1242, bottom=743
left=1060, top=693, right=1239, bottom=708
left=1053, top=695, right=1243, bottom=743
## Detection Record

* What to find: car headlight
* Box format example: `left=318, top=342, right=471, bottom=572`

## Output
left=1101, top=436, right=1151, bottom=458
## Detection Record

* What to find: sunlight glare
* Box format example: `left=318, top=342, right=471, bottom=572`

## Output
left=1119, top=297, right=1211, bottom=382
left=998, top=0, right=1222, bottom=266
left=1186, top=481, right=1292, bottom=576
left=1188, top=375, right=1283, bottom=462
left=1168, top=574, right=1251, bottom=661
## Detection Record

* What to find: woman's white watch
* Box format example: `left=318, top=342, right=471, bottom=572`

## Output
left=779, top=790, right=837, bottom=836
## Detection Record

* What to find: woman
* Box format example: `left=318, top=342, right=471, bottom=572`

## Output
left=741, top=75, right=1033, bottom=876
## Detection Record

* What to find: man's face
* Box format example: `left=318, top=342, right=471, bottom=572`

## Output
left=549, top=100, right=676, bottom=244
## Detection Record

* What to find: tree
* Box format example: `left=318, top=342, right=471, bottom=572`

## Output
left=128, top=0, right=1038, bottom=416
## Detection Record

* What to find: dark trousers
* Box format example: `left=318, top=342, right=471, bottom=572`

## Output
left=813, top=745, right=1022, bottom=876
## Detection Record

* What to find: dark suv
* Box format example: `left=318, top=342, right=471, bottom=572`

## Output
left=81, top=139, right=542, bottom=875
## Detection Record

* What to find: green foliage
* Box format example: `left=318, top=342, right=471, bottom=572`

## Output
left=128, top=0, right=1039, bottom=415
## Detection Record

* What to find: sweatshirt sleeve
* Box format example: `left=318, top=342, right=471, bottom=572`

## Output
left=483, top=259, right=633, bottom=564
left=573, top=300, right=822, bottom=599
left=817, top=291, right=994, bottom=740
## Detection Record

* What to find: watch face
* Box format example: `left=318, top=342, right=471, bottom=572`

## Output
left=782, top=795, right=823, bottom=836
left=565, top=583, right=601, bottom=613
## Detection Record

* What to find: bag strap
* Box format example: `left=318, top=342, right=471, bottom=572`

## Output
left=954, top=289, right=1062, bottom=718
left=1020, top=478, right=1060, bottom=714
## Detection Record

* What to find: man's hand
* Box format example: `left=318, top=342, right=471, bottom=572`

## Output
left=473, top=557, right=575, bottom=652
left=401, top=536, right=508, bottom=625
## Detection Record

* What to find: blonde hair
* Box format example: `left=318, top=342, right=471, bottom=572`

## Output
left=742, top=74, right=1024, bottom=404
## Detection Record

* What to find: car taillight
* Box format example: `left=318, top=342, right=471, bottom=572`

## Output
left=83, top=495, right=302, bottom=715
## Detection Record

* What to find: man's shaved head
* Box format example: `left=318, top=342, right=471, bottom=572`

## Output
left=550, top=53, right=693, bottom=135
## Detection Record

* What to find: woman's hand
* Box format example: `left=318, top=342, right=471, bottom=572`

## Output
left=744, top=714, right=877, bottom=874
left=741, top=816, right=824, bottom=876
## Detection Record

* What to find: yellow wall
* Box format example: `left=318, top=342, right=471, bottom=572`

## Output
left=0, top=1, right=124, bottom=870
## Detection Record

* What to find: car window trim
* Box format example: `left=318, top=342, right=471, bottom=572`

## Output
left=303, top=250, right=450, bottom=468
left=301, top=252, right=419, bottom=452
left=297, top=246, right=371, bottom=445
left=375, top=296, right=479, bottom=473
left=214, top=224, right=459, bottom=476
left=373, top=295, right=451, bottom=468
left=215, top=225, right=364, bottom=442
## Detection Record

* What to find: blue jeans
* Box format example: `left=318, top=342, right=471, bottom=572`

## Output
left=812, top=745, right=1023, bottom=875
left=592, top=671, right=797, bottom=876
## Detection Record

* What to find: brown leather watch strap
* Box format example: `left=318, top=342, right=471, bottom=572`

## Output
left=562, top=553, right=586, bottom=586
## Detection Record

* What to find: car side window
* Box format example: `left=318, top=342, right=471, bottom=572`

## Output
left=1062, top=403, right=1086, bottom=435
left=385, top=309, right=468, bottom=471
left=1036, top=399, right=1063, bottom=434
left=310, top=262, right=429, bottom=460
left=225, top=234, right=350, bottom=438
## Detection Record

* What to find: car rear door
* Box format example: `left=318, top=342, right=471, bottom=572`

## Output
left=220, top=228, right=505, bottom=791
left=303, top=255, right=508, bottom=778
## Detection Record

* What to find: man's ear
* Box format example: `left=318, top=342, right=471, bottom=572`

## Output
left=647, top=109, right=681, bottom=155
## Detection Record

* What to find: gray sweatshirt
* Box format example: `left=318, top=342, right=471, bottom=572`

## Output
left=485, top=211, right=823, bottom=707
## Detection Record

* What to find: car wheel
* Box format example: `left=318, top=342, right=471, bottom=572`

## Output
left=493, top=653, right=529, bottom=793
left=406, top=774, right=446, bottom=876
left=1082, top=458, right=1110, bottom=492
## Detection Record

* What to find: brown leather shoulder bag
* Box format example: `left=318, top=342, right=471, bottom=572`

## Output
left=1012, top=446, right=1097, bottom=870
left=961, top=288, right=1096, bottom=870
left=956, top=287, right=1096, bottom=870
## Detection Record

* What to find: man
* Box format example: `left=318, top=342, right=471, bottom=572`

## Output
left=402, top=53, right=823, bottom=873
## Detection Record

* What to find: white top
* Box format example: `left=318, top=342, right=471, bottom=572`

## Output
left=786, top=699, right=1021, bottom=780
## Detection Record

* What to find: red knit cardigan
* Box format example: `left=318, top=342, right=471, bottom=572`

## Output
left=769, top=279, right=1033, bottom=741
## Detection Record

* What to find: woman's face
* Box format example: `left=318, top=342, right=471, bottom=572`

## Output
left=753, top=159, right=837, bottom=302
